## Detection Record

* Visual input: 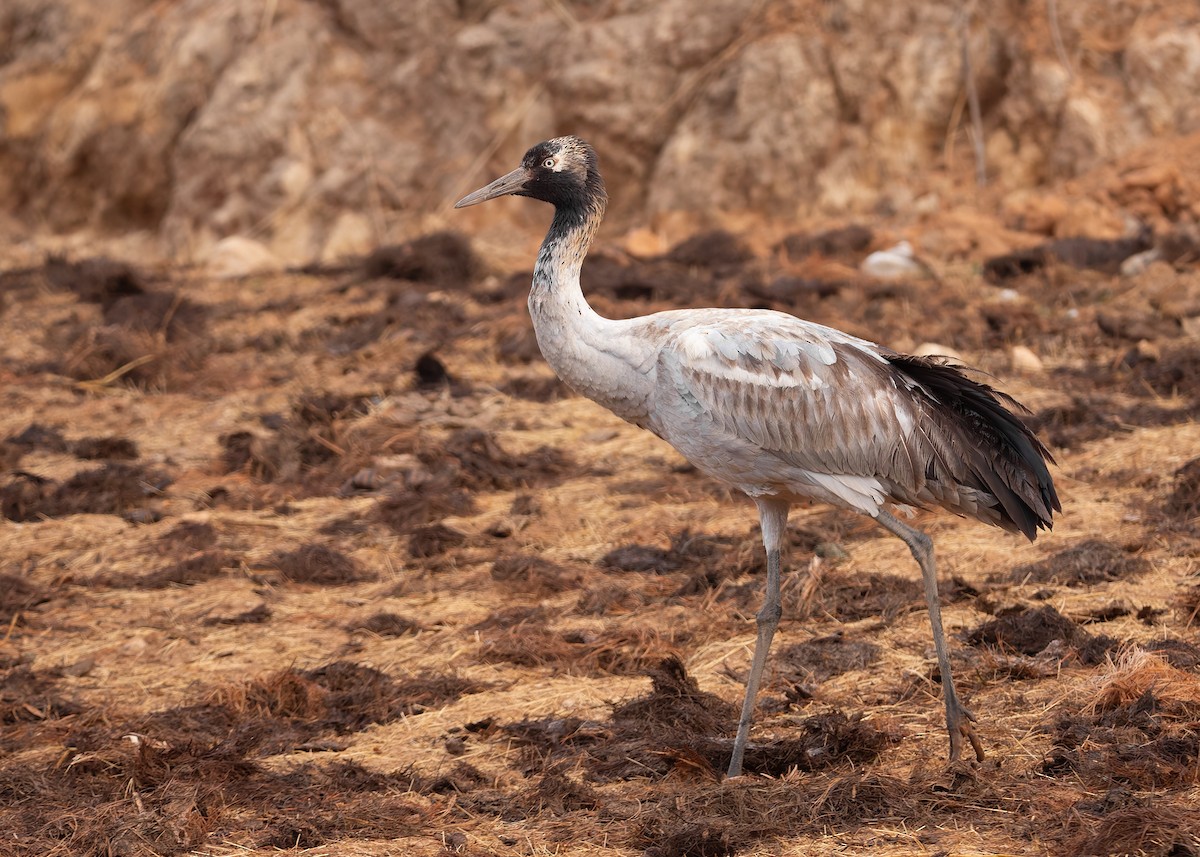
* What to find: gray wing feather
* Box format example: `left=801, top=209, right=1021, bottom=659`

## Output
left=661, top=314, right=933, bottom=489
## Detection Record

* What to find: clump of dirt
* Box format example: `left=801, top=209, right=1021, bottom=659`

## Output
left=42, top=255, right=148, bottom=307
left=361, top=231, right=478, bottom=286
left=1, top=443, right=22, bottom=472
left=982, top=233, right=1152, bottom=282
left=219, top=431, right=269, bottom=476
left=736, top=711, right=898, bottom=778
left=215, top=662, right=490, bottom=741
left=71, top=435, right=139, bottom=460
left=967, top=605, right=1080, bottom=654
left=1055, top=801, right=1200, bottom=857
left=219, top=392, right=381, bottom=496
left=44, top=315, right=208, bottom=389
left=439, top=428, right=574, bottom=491
left=966, top=605, right=1117, bottom=664
left=35, top=257, right=211, bottom=390
left=1145, top=638, right=1200, bottom=670
left=477, top=625, right=679, bottom=677
left=405, top=760, right=490, bottom=796
left=102, top=289, right=208, bottom=339
left=664, top=230, right=753, bottom=269
left=1131, top=343, right=1200, bottom=400
left=499, top=375, right=571, bottom=403
left=600, top=543, right=682, bottom=574
left=0, top=665, right=80, bottom=727
left=413, top=350, right=452, bottom=388
left=810, top=570, right=922, bottom=623
left=6, top=423, right=68, bottom=452
left=1079, top=601, right=1134, bottom=624
left=0, top=572, right=52, bottom=624
left=1, top=462, right=171, bottom=521
left=372, top=476, right=476, bottom=535
left=245, top=764, right=426, bottom=849
left=611, top=657, right=737, bottom=737
left=511, top=763, right=601, bottom=818
left=1, top=476, right=53, bottom=522
left=105, top=550, right=236, bottom=589
left=202, top=603, right=271, bottom=626
left=367, top=429, right=569, bottom=537
left=575, top=583, right=649, bottom=616
left=1007, top=539, right=1150, bottom=586
left=407, top=522, right=467, bottom=558
left=491, top=554, right=582, bottom=595
left=1042, top=652, right=1200, bottom=794
left=642, top=824, right=737, bottom=857
left=500, top=657, right=894, bottom=783
left=775, top=633, right=881, bottom=684
left=600, top=530, right=745, bottom=595
left=1164, top=457, right=1200, bottom=521
left=1176, top=585, right=1200, bottom=628
left=348, top=612, right=423, bottom=636
left=3, top=714, right=425, bottom=854
left=777, top=225, right=874, bottom=260
left=745, top=273, right=845, bottom=306
left=267, top=544, right=368, bottom=585
left=631, top=771, right=919, bottom=855
left=155, top=520, right=218, bottom=554
left=466, top=604, right=549, bottom=632
left=582, top=252, right=702, bottom=304
left=1028, top=394, right=1127, bottom=450
left=493, top=321, right=543, bottom=364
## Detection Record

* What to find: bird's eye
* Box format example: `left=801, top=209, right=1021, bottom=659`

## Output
left=543, top=157, right=556, bottom=169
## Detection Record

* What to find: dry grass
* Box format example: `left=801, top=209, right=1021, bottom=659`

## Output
left=1, top=209, right=1199, bottom=857
left=1086, top=648, right=1200, bottom=716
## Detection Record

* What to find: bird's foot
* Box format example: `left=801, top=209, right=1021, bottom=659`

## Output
left=947, top=703, right=985, bottom=764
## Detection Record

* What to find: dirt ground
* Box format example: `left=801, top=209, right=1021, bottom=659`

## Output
left=3, top=172, right=1200, bottom=855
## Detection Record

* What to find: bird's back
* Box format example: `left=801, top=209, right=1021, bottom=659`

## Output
left=633, top=308, right=1059, bottom=538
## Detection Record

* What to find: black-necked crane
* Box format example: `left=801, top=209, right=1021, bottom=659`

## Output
left=455, top=136, right=1060, bottom=778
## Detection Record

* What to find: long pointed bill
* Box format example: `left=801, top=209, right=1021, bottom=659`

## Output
left=454, top=166, right=530, bottom=208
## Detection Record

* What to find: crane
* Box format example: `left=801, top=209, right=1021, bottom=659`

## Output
left=455, top=136, right=1060, bottom=778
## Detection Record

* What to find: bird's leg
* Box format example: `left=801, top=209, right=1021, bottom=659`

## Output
left=874, top=509, right=985, bottom=763
left=727, top=498, right=789, bottom=778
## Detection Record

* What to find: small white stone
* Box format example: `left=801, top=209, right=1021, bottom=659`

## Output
left=1010, top=345, right=1044, bottom=374
left=861, top=241, right=931, bottom=280
left=205, top=236, right=280, bottom=278
left=1120, top=248, right=1162, bottom=277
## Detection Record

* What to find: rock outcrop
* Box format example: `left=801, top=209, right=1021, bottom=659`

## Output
left=1, top=0, right=1197, bottom=263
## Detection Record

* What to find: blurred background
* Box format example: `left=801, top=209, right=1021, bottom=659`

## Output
left=1, top=0, right=1197, bottom=270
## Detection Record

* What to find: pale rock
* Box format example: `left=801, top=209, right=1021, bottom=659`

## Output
left=1134, top=339, right=1161, bottom=363
left=2, top=0, right=1200, bottom=262
left=1120, top=248, right=1162, bottom=277
left=1029, top=58, right=1071, bottom=116
left=1125, top=27, right=1200, bottom=133
left=321, top=211, right=375, bottom=263
left=1009, top=345, right=1044, bottom=374
left=861, top=241, right=931, bottom=280
left=205, top=235, right=281, bottom=278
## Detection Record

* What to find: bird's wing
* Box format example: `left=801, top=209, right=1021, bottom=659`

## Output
left=657, top=312, right=936, bottom=491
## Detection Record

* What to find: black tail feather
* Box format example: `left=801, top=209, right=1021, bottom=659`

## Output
left=888, top=354, right=1061, bottom=540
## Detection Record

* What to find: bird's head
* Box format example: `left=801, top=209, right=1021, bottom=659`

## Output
left=455, top=136, right=606, bottom=213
